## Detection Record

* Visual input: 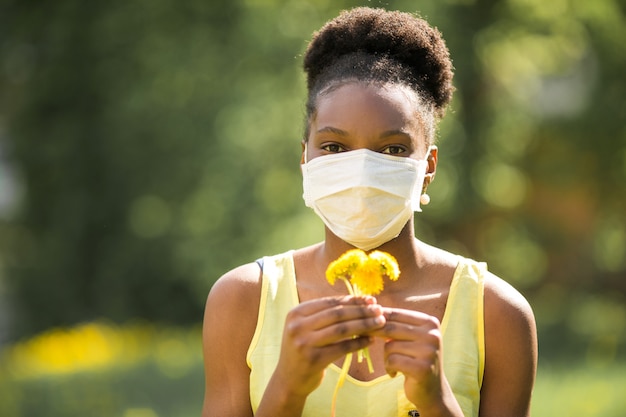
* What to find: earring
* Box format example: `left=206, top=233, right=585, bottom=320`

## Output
left=420, top=182, right=431, bottom=206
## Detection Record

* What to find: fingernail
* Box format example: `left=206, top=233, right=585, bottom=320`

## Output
left=368, top=304, right=382, bottom=314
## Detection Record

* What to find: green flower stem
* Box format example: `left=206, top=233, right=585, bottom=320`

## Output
left=332, top=352, right=353, bottom=417
left=338, top=277, right=355, bottom=296
left=360, top=347, right=374, bottom=373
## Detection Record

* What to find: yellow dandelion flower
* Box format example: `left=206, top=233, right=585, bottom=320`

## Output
left=350, top=257, right=385, bottom=296
left=326, top=249, right=368, bottom=290
left=325, top=259, right=342, bottom=286
left=325, top=249, right=400, bottom=296
left=369, top=250, right=400, bottom=281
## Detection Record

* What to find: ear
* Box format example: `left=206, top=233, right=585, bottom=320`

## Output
left=300, top=140, right=306, bottom=164
left=424, top=145, right=438, bottom=187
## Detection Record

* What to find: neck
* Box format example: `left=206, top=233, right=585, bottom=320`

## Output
left=319, top=219, right=427, bottom=275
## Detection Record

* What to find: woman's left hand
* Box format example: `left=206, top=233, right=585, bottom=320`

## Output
left=370, top=308, right=463, bottom=416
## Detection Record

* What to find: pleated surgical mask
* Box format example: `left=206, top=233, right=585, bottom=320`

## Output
left=301, top=148, right=428, bottom=251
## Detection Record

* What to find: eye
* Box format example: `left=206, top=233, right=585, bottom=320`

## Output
left=321, top=143, right=346, bottom=153
left=381, top=145, right=407, bottom=155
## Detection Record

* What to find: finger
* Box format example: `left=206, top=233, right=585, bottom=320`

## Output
left=292, top=335, right=375, bottom=372
left=320, top=335, right=375, bottom=362
left=381, top=307, right=440, bottom=326
left=374, top=323, right=440, bottom=342
left=286, top=297, right=381, bottom=335
left=382, top=331, right=442, bottom=379
left=384, top=352, right=436, bottom=378
left=293, top=295, right=377, bottom=317
left=306, top=302, right=384, bottom=331
left=309, top=313, right=386, bottom=346
left=384, top=337, right=441, bottom=358
left=284, top=303, right=384, bottom=344
left=368, top=309, right=438, bottom=340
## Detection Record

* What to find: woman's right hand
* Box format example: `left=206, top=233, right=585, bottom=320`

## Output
left=258, top=295, right=386, bottom=412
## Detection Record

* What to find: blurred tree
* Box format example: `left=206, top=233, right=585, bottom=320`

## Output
left=0, top=0, right=263, bottom=336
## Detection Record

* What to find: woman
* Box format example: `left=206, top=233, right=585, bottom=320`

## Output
left=202, top=7, right=537, bottom=417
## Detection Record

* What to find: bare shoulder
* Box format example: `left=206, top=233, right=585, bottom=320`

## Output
left=205, top=262, right=263, bottom=330
left=207, top=262, right=263, bottom=303
left=201, top=262, right=263, bottom=417
left=482, top=271, right=537, bottom=362
left=480, top=271, right=537, bottom=417
left=483, top=271, right=536, bottom=331
left=202, top=262, right=263, bottom=360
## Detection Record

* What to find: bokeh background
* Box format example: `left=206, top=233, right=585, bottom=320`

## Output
left=0, top=0, right=625, bottom=415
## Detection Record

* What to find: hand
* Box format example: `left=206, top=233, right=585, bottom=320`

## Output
left=274, top=296, right=386, bottom=398
left=372, top=308, right=459, bottom=414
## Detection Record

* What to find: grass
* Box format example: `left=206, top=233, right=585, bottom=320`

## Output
left=532, top=360, right=626, bottom=417
left=0, top=320, right=624, bottom=417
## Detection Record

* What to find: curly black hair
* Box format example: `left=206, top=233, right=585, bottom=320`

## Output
left=303, top=7, right=454, bottom=141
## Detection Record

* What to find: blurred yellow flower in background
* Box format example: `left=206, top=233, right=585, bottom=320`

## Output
left=1, top=321, right=200, bottom=380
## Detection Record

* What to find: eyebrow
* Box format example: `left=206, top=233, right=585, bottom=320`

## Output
left=379, top=129, right=412, bottom=139
left=316, top=126, right=348, bottom=135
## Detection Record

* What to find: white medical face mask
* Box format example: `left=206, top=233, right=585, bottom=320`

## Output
left=302, top=147, right=428, bottom=251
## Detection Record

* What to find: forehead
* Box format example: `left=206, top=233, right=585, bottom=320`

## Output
left=318, top=81, right=419, bottom=114
left=314, top=82, right=422, bottom=132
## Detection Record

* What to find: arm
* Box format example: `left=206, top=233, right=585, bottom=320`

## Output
left=255, top=296, right=386, bottom=416
left=373, top=309, right=465, bottom=417
left=479, top=273, right=538, bottom=417
left=201, top=263, right=387, bottom=417
left=201, top=263, right=261, bottom=417
left=370, top=272, right=537, bottom=417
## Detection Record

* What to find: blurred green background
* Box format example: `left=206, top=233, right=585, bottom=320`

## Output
left=0, top=0, right=624, bottom=415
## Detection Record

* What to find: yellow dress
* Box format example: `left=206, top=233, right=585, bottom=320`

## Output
left=247, top=250, right=485, bottom=417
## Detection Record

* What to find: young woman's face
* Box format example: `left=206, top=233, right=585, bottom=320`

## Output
left=305, top=82, right=429, bottom=162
